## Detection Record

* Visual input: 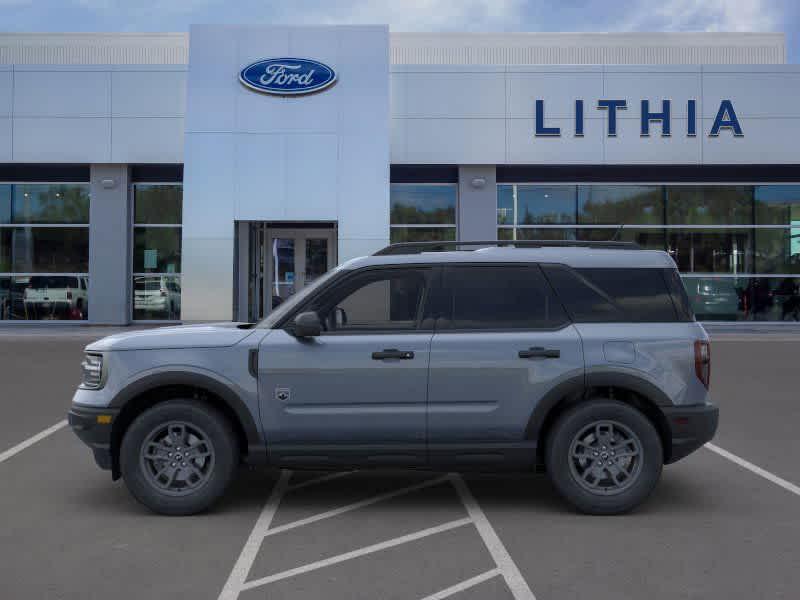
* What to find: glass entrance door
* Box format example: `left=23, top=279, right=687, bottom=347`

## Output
left=248, top=226, right=336, bottom=320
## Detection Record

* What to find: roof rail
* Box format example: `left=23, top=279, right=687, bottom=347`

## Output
left=374, top=239, right=641, bottom=256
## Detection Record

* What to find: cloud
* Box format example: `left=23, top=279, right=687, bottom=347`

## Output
left=621, top=0, right=780, bottom=32
left=279, top=0, right=525, bottom=31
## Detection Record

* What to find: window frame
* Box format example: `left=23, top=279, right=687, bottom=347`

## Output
left=130, top=182, right=183, bottom=323
left=436, top=263, right=571, bottom=333
left=0, top=181, right=90, bottom=322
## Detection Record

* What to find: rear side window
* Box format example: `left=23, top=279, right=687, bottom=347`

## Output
left=543, top=266, right=686, bottom=323
left=440, top=265, right=568, bottom=330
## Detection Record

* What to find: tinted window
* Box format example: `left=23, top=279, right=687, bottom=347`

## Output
left=311, top=268, right=429, bottom=332
left=442, top=265, right=567, bottom=330
left=544, top=266, right=682, bottom=322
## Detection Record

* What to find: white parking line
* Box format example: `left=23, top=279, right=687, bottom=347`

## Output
left=418, top=568, right=501, bottom=600
left=286, top=470, right=356, bottom=493
left=450, top=474, right=537, bottom=600
left=218, top=469, right=291, bottom=600
left=705, top=443, right=800, bottom=497
left=262, top=474, right=450, bottom=539
left=0, top=420, right=67, bottom=464
left=240, top=518, right=472, bottom=591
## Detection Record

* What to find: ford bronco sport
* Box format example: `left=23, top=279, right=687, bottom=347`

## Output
left=68, top=240, right=718, bottom=515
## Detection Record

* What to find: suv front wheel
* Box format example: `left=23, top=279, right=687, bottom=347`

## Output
left=545, top=400, right=663, bottom=515
left=120, top=400, right=239, bottom=515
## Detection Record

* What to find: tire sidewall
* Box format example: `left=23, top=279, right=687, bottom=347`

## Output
left=120, top=400, right=238, bottom=516
left=545, top=400, right=663, bottom=515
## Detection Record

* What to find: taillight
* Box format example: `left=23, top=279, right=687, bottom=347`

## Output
left=694, top=340, right=711, bottom=389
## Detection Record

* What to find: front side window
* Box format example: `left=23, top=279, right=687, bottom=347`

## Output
left=441, top=265, right=567, bottom=330
left=132, top=184, right=182, bottom=320
left=310, top=268, right=429, bottom=332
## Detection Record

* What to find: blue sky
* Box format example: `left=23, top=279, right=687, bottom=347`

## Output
left=1, top=0, right=798, bottom=62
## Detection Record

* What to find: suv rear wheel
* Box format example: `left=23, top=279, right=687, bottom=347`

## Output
left=120, top=400, right=239, bottom=515
left=545, top=399, right=663, bottom=515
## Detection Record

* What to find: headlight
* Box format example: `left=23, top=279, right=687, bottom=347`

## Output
left=80, top=353, right=104, bottom=389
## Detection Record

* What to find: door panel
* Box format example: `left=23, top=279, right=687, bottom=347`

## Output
left=427, top=327, right=584, bottom=445
left=258, top=330, right=432, bottom=464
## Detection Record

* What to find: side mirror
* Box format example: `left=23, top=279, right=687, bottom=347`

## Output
left=292, top=311, right=322, bottom=338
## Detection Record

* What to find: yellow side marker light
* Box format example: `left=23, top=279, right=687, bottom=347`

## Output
left=96, top=415, right=113, bottom=425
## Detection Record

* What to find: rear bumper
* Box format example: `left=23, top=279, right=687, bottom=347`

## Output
left=68, top=405, right=119, bottom=471
left=663, top=403, right=719, bottom=464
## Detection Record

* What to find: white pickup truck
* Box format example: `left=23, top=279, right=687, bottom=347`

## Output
left=23, top=275, right=88, bottom=319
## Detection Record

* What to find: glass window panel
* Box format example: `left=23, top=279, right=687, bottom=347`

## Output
left=497, top=185, right=514, bottom=225
left=133, top=227, right=181, bottom=273
left=577, top=228, right=666, bottom=250
left=578, top=185, right=663, bottom=225
left=1, top=227, right=89, bottom=273
left=666, top=186, right=753, bottom=225
left=0, top=275, right=89, bottom=321
left=134, top=184, right=183, bottom=225
left=755, top=185, right=800, bottom=225
left=497, top=227, right=513, bottom=240
left=315, top=269, right=427, bottom=331
left=133, top=275, right=181, bottom=320
left=514, top=228, right=576, bottom=241
left=270, top=238, right=295, bottom=309
left=766, top=277, right=800, bottom=321
left=305, top=238, right=329, bottom=284
left=516, top=185, right=576, bottom=224
left=8, top=184, right=89, bottom=224
left=390, top=184, right=456, bottom=225
left=667, top=229, right=753, bottom=273
left=755, top=228, right=800, bottom=274
left=390, top=227, right=456, bottom=243
left=682, top=276, right=748, bottom=321
left=0, top=185, right=10, bottom=223
left=443, top=266, right=568, bottom=330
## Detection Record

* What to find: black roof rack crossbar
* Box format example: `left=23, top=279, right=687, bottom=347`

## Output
left=374, top=240, right=641, bottom=256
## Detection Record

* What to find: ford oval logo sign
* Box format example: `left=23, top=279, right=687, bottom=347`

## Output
left=239, top=58, right=337, bottom=96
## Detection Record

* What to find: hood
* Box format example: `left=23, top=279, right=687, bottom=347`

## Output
left=86, top=322, right=258, bottom=352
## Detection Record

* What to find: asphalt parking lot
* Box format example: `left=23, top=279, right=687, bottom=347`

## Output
left=1, top=327, right=799, bottom=599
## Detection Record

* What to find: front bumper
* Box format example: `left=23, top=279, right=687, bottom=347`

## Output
left=68, top=405, right=119, bottom=471
left=662, top=402, right=719, bottom=463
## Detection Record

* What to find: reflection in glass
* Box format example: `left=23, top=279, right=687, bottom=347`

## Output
left=578, top=185, right=663, bottom=225
left=682, top=276, right=800, bottom=321
left=4, top=184, right=90, bottom=224
left=133, top=227, right=181, bottom=273
left=578, top=228, right=666, bottom=250
left=134, top=185, right=183, bottom=225
left=497, top=185, right=514, bottom=225
left=666, top=186, right=752, bottom=225
left=755, top=228, right=800, bottom=274
left=515, top=228, right=577, bottom=241
left=516, top=185, right=576, bottom=224
left=668, top=229, right=753, bottom=273
left=390, top=227, right=456, bottom=243
left=133, top=275, right=181, bottom=320
left=390, top=184, right=456, bottom=225
left=272, top=238, right=295, bottom=309
left=305, top=238, right=328, bottom=284
left=1, top=227, right=89, bottom=273
left=755, top=185, right=800, bottom=225
left=0, top=275, right=88, bottom=320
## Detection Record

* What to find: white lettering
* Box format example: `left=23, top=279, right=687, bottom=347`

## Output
left=259, top=63, right=316, bottom=88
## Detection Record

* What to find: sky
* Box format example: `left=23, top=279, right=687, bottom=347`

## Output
left=0, top=0, right=797, bottom=62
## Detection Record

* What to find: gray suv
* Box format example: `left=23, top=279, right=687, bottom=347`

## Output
left=68, top=241, right=718, bottom=516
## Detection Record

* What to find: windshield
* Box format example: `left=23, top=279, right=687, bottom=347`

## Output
left=257, top=266, right=343, bottom=329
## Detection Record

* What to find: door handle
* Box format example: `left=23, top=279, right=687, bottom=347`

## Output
left=372, top=349, right=415, bottom=360
left=518, top=347, right=560, bottom=359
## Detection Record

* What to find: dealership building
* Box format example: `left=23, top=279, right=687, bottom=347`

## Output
left=0, top=27, right=799, bottom=324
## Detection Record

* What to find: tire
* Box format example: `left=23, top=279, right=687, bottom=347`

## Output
left=120, top=399, right=239, bottom=516
left=545, top=399, right=663, bottom=515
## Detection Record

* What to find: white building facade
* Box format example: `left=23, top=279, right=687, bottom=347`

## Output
left=0, top=28, right=798, bottom=323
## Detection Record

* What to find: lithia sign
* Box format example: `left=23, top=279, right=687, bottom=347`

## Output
left=535, top=99, right=743, bottom=138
